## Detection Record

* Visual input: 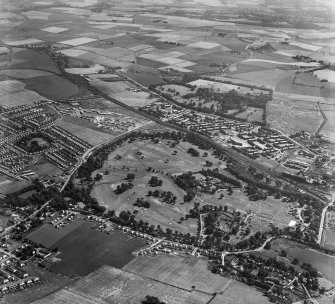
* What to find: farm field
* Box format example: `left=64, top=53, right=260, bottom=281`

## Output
left=65, top=64, right=105, bottom=75
left=0, top=69, right=55, bottom=79
left=90, top=79, right=155, bottom=107
left=32, top=265, right=212, bottom=304
left=123, top=255, right=231, bottom=293
left=24, top=75, right=80, bottom=100
left=57, top=119, right=115, bottom=146
left=231, top=68, right=293, bottom=88
left=319, top=104, right=335, bottom=140
left=26, top=219, right=86, bottom=248
left=271, top=239, right=335, bottom=283
left=267, top=98, right=323, bottom=135
left=210, top=281, right=271, bottom=304
left=27, top=219, right=146, bottom=276
left=9, top=49, right=60, bottom=74
left=0, top=180, right=32, bottom=195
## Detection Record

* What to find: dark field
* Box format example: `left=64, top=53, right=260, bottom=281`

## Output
left=272, top=239, right=335, bottom=283
left=49, top=222, right=145, bottom=276
left=24, top=75, right=79, bottom=100
left=11, top=49, right=60, bottom=74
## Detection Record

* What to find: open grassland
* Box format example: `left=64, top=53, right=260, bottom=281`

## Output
left=123, top=255, right=231, bottom=293
left=235, top=107, right=264, bottom=122
left=57, top=119, right=115, bottom=146
left=25, top=159, right=62, bottom=177
left=90, top=79, right=154, bottom=107
left=32, top=265, right=212, bottom=304
left=0, top=180, right=32, bottom=195
left=26, top=219, right=85, bottom=248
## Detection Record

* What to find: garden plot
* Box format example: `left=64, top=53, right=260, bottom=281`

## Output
left=41, top=26, right=69, bottom=33
left=59, top=37, right=97, bottom=46
left=3, top=38, right=44, bottom=46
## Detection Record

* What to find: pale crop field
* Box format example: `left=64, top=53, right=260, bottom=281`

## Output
left=59, top=49, right=87, bottom=57
left=123, top=255, right=231, bottom=294
left=188, top=41, right=221, bottom=49
left=22, top=10, right=50, bottom=20
left=0, top=69, right=54, bottom=79
left=289, top=41, right=322, bottom=51
left=244, top=58, right=321, bottom=67
left=65, top=64, right=105, bottom=75
left=314, top=69, right=335, bottom=82
left=4, top=38, right=44, bottom=46
left=42, top=26, right=69, bottom=33
left=59, top=37, right=97, bottom=46
left=0, top=80, right=25, bottom=95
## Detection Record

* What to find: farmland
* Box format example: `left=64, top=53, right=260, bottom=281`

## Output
left=27, top=219, right=146, bottom=276
left=271, top=239, right=335, bottom=283
left=210, top=281, right=271, bottom=304
left=123, top=255, right=230, bottom=293
left=0, top=1, right=334, bottom=303
left=32, top=265, right=213, bottom=304
left=267, top=97, right=323, bottom=135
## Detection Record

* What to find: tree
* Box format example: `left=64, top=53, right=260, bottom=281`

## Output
left=142, top=295, right=166, bottom=304
left=126, top=173, right=135, bottom=180
left=292, top=258, right=299, bottom=265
